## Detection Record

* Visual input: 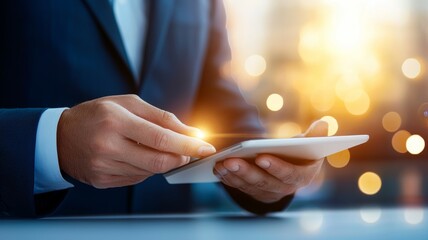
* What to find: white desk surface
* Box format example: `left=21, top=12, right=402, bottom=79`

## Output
left=1, top=208, right=426, bottom=240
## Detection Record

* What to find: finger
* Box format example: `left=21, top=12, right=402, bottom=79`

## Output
left=120, top=109, right=216, bottom=157
left=112, top=138, right=192, bottom=173
left=255, top=154, right=323, bottom=187
left=107, top=95, right=200, bottom=135
left=215, top=158, right=292, bottom=194
left=214, top=163, right=285, bottom=203
left=302, top=119, right=329, bottom=137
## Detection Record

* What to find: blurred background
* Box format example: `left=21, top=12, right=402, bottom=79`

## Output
left=192, top=0, right=428, bottom=221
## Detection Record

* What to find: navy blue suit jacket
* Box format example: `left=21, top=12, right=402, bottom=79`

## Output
left=0, top=0, right=292, bottom=218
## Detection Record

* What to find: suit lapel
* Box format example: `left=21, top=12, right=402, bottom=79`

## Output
left=82, top=0, right=133, bottom=78
left=139, top=0, right=175, bottom=88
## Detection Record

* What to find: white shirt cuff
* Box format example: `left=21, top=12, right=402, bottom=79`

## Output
left=34, top=108, right=74, bottom=194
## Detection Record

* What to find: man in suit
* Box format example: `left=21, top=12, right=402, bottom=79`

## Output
left=0, top=0, right=326, bottom=218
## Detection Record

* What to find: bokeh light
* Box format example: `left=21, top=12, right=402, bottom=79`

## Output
left=402, top=58, right=421, bottom=79
left=392, top=130, right=411, bottom=153
left=320, top=116, right=338, bottom=136
left=400, top=168, right=422, bottom=205
left=404, top=208, right=424, bottom=225
left=266, top=93, right=284, bottom=111
left=244, top=54, right=267, bottom=77
left=382, top=112, right=402, bottom=132
left=276, top=122, right=302, bottom=138
left=406, top=134, right=425, bottom=155
left=327, top=149, right=350, bottom=168
left=299, top=210, right=323, bottom=232
left=344, top=89, right=371, bottom=115
left=310, top=90, right=335, bottom=112
left=358, top=172, right=382, bottom=195
left=360, top=207, right=382, bottom=224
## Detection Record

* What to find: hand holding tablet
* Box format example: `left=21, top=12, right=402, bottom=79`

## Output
left=164, top=135, right=369, bottom=184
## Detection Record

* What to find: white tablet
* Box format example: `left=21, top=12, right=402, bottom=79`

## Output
left=164, top=134, right=369, bottom=184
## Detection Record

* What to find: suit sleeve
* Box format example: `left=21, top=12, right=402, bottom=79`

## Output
left=0, top=109, right=66, bottom=218
left=190, top=0, right=294, bottom=215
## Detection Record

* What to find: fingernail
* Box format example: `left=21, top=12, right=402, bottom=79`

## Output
left=198, top=145, right=216, bottom=156
left=257, top=159, right=271, bottom=169
left=213, top=169, right=223, bottom=179
left=226, top=163, right=239, bottom=172
left=217, top=167, right=228, bottom=176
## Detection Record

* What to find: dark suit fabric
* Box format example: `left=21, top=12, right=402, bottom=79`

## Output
left=0, top=0, right=290, bottom=218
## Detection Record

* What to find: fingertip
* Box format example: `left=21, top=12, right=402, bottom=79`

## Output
left=305, top=119, right=329, bottom=137
left=256, top=158, right=271, bottom=169
left=223, top=158, right=241, bottom=172
left=197, top=145, right=216, bottom=156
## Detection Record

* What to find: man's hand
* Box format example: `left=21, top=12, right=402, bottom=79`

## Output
left=57, top=94, right=216, bottom=188
left=214, top=120, right=328, bottom=203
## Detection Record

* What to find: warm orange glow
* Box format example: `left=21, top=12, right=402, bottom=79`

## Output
left=382, top=112, right=402, bottom=132
left=358, top=172, right=382, bottom=195
left=266, top=93, right=284, bottom=111
left=406, top=134, right=425, bottom=155
left=194, top=130, right=206, bottom=139
left=320, top=116, right=338, bottom=136
left=392, top=130, right=411, bottom=153
left=327, top=149, right=350, bottom=168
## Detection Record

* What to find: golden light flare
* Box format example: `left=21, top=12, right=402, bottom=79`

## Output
left=402, top=58, right=421, bottom=79
left=276, top=122, right=302, bottom=138
left=358, top=172, right=382, bottom=195
left=266, top=93, right=284, bottom=111
left=392, top=130, right=411, bottom=153
left=194, top=130, right=206, bottom=139
left=244, top=54, right=267, bottom=77
left=320, top=116, right=338, bottom=136
left=382, top=112, right=402, bottom=133
left=406, top=134, right=425, bottom=155
left=327, top=149, right=350, bottom=168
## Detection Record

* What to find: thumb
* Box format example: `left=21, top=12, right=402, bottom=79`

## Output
left=303, top=119, right=329, bottom=137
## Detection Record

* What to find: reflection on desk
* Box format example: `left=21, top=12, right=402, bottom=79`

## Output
left=1, top=208, right=426, bottom=240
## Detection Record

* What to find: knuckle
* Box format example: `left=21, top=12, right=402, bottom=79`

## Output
left=255, top=180, right=268, bottom=189
left=151, top=153, right=170, bottom=173
left=153, top=130, right=169, bottom=150
left=99, top=115, right=119, bottom=131
left=237, top=184, right=253, bottom=194
left=181, top=142, right=192, bottom=156
left=280, top=167, right=297, bottom=184
left=88, top=158, right=104, bottom=173
left=95, top=100, right=115, bottom=114
left=279, top=185, right=295, bottom=195
left=89, top=138, right=113, bottom=155
left=126, top=94, right=141, bottom=101
left=91, top=174, right=109, bottom=189
left=161, top=111, right=175, bottom=123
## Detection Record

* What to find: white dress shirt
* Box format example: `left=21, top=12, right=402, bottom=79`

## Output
left=34, top=0, right=147, bottom=194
